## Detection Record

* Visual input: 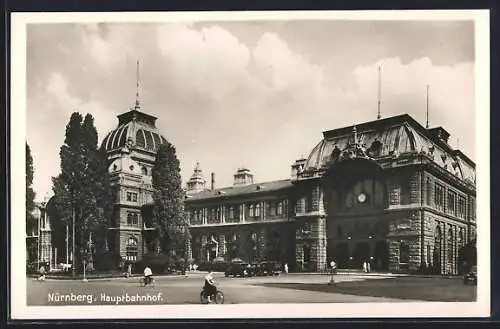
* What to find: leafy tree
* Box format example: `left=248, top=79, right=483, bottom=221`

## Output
left=51, top=112, right=111, bottom=274
left=26, top=143, right=37, bottom=263
left=152, top=142, right=189, bottom=258
left=26, top=143, right=36, bottom=219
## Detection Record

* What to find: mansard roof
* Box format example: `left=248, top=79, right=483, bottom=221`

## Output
left=185, top=179, right=293, bottom=202
left=303, top=114, right=475, bottom=185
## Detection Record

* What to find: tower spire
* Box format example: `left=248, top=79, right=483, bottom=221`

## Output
left=135, top=60, right=140, bottom=109
left=426, top=85, right=430, bottom=129
left=377, top=66, right=382, bottom=120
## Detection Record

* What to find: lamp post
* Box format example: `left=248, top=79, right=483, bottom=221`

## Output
left=37, top=206, right=40, bottom=272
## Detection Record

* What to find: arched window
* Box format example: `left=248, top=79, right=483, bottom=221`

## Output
left=399, top=241, right=410, bottom=264
left=141, top=166, right=148, bottom=175
left=249, top=205, right=254, bottom=217
left=255, top=204, right=261, bottom=217
left=228, top=206, right=234, bottom=220
left=126, top=237, right=138, bottom=261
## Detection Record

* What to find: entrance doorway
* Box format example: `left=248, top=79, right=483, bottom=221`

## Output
left=353, top=242, right=370, bottom=269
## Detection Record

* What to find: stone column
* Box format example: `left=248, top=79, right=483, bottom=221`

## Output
left=258, top=228, right=267, bottom=260
left=241, top=204, right=246, bottom=223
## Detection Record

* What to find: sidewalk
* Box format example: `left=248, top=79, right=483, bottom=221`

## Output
left=287, top=270, right=462, bottom=280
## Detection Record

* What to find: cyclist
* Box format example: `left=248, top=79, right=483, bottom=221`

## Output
left=204, top=269, right=217, bottom=303
left=143, top=265, right=153, bottom=286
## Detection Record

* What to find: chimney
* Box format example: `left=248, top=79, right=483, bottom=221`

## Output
left=211, top=172, right=215, bottom=190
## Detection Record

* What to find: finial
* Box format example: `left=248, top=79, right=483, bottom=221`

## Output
left=377, top=66, right=382, bottom=120
left=135, top=60, right=140, bottom=109
left=426, top=85, right=430, bottom=129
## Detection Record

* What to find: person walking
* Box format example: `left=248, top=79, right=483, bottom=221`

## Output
left=284, top=263, right=289, bottom=275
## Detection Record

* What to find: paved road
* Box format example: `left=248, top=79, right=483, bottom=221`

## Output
left=27, top=273, right=412, bottom=306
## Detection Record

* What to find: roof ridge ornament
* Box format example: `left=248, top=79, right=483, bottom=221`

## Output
left=134, top=60, right=141, bottom=110
left=338, top=124, right=370, bottom=162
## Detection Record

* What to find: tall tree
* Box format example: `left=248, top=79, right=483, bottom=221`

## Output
left=26, top=143, right=36, bottom=217
left=51, top=112, right=111, bottom=274
left=152, top=142, right=189, bottom=257
left=26, top=143, right=37, bottom=263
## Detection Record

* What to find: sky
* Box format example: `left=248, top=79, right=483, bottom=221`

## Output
left=26, top=19, right=476, bottom=202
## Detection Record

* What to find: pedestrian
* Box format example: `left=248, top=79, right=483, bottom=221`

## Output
left=367, top=261, right=371, bottom=273
left=127, top=263, right=132, bottom=277
left=284, top=263, right=289, bottom=274
left=38, top=265, right=46, bottom=281
left=363, top=261, right=368, bottom=273
left=330, top=260, right=337, bottom=273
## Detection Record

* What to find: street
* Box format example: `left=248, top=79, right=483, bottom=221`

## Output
left=26, top=272, right=476, bottom=306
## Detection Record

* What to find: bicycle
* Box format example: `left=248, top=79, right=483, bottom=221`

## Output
left=199, top=287, right=224, bottom=304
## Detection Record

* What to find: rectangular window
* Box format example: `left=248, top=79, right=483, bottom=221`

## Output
left=305, top=193, right=313, bottom=212
left=470, top=198, right=476, bottom=221
left=270, top=203, right=276, bottom=216
left=277, top=202, right=284, bottom=216
left=447, top=191, right=457, bottom=216
left=434, top=183, right=445, bottom=211
left=457, top=196, right=467, bottom=219
left=400, top=179, right=411, bottom=205
left=127, top=212, right=138, bottom=226
left=126, top=192, right=138, bottom=202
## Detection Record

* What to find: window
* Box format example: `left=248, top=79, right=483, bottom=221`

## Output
left=255, top=204, right=261, bottom=217
left=434, top=183, right=445, bottom=211
left=426, top=178, right=432, bottom=205
left=228, top=206, right=234, bottom=220
left=305, top=193, right=313, bottom=212
left=141, top=166, right=148, bottom=175
left=457, top=196, right=467, bottom=219
left=126, top=237, right=138, bottom=261
left=400, top=179, right=411, bottom=205
left=277, top=202, right=283, bottom=216
left=126, top=192, right=138, bottom=202
left=269, top=203, right=276, bottom=216
left=470, top=197, right=476, bottom=221
left=447, top=191, right=457, bottom=216
left=249, top=205, right=254, bottom=217
left=127, top=212, right=138, bottom=226
left=447, top=228, right=454, bottom=263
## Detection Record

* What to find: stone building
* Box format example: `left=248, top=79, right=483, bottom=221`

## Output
left=26, top=201, right=53, bottom=269
left=184, top=114, right=476, bottom=274
left=99, top=101, right=168, bottom=262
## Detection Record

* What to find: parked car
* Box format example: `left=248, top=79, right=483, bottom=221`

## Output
left=225, top=262, right=250, bottom=277
left=463, top=265, right=477, bottom=285
left=258, top=261, right=281, bottom=276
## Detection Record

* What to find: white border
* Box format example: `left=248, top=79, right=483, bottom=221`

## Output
left=10, top=10, right=490, bottom=320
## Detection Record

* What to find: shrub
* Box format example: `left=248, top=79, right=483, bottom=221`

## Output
left=140, top=253, right=169, bottom=274
left=95, top=252, right=121, bottom=271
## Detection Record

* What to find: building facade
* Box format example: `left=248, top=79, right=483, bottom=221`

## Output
left=100, top=102, right=168, bottom=262
left=96, top=102, right=476, bottom=275
left=184, top=114, right=476, bottom=274
left=26, top=201, right=53, bottom=269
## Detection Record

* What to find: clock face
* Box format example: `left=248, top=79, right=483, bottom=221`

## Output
left=357, top=193, right=367, bottom=203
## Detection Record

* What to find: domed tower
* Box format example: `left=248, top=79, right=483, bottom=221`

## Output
left=100, top=98, right=168, bottom=261
left=186, top=162, right=207, bottom=193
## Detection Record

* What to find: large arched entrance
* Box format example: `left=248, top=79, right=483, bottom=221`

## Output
left=323, top=155, right=389, bottom=270
left=353, top=242, right=370, bottom=269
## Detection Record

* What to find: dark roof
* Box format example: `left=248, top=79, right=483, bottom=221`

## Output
left=185, top=179, right=293, bottom=201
